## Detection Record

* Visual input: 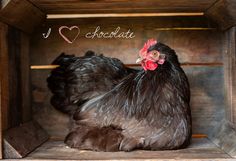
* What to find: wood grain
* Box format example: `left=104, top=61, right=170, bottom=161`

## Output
left=209, top=120, right=236, bottom=158
left=26, top=138, right=231, bottom=160
left=0, top=0, right=46, bottom=33
left=0, top=24, right=33, bottom=130
left=20, top=33, right=32, bottom=123
left=30, top=17, right=221, bottom=65
left=0, top=68, right=1, bottom=159
left=3, top=121, right=49, bottom=159
left=186, top=66, right=225, bottom=135
left=31, top=65, right=60, bottom=69
left=0, top=23, right=6, bottom=159
left=206, top=0, right=236, bottom=30
left=0, top=22, right=9, bottom=131
left=47, top=13, right=204, bottom=19
left=9, top=158, right=236, bottom=161
left=7, top=26, right=22, bottom=128
left=224, top=27, right=236, bottom=124
left=28, top=0, right=217, bottom=14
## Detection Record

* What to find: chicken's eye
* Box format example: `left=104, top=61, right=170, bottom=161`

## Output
left=151, top=50, right=159, bottom=57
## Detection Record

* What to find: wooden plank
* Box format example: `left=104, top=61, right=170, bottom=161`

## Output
left=209, top=120, right=236, bottom=158
left=0, top=22, right=9, bottom=131
left=31, top=65, right=60, bottom=69
left=5, top=159, right=236, bottom=161
left=186, top=66, right=225, bottom=135
left=205, top=0, right=236, bottom=30
left=0, top=23, right=32, bottom=129
left=192, top=134, right=208, bottom=138
left=0, top=0, right=46, bottom=33
left=26, top=138, right=231, bottom=160
left=0, top=21, right=11, bottom=160
left=7, top=26, right=22, bottom=128
left=230, top=27, right=236, bottom=125
left=47, top=13, right=204, bottom=19
left=28, top=0, right=217, bottom=14
left=224, top=27, right=236, bottom=124
left=20, top=33, right=32, bottom=123
left=48, top=16, right=216, bottom=28
left=3, top=121, right=49, bottom=159
left=0, top=70, right=2, bottom=159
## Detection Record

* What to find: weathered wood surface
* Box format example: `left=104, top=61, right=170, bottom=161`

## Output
left=3, top=121, right=49, bottom=159
left=47, top=13, right=205, bottom=19
left=0, top=0, right=46, bottom=33
left=0, top=22, right=9, bottom=131
left=20, top=33, right=32, bottom=123
left=209, top=120, right=236, bottom=158
left=26, top=138, right=231, bottom=160
left=0, top=24, right=23, bottom=130
left=7, top=159, right=236, bottom=161
left=28, top=0, right=216, bottom=14
left=31, top=17, right=221, bottom=65
left=0, top=70, right=2, bottom=159
left=7, top=27, right=22, bottom=127
left=0, top=25, right=4, bottom=158
left=206, top=0, right=236, bottom=30
left=0, top=24, right=33, bottom=129
left=186, top=66, right=225, bottom=135
left=7, top=26, right=23, bottom=128
left=224, top=26, right=236, bottom=125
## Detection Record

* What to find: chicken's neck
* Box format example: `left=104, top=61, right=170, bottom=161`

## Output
left=116, top=62, right=181, bottom=117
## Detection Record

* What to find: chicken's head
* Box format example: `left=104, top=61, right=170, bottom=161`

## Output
left=137, top=39, right=166, bottom=71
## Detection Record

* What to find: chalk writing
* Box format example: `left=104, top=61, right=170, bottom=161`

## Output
left=59, top=26, right=80, bottom=44
left=85, top=26, right=135, bottom=39
left=42, top=26, right=135, bottom=43
left=42, top=28, right=51, bottom=39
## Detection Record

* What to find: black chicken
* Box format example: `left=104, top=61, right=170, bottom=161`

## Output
left=47, top=40, right=192, bottom=152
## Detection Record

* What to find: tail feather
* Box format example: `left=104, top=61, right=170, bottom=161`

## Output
left=47, top=53, right=80, bottom=114
left=47, top=51, right=138, bottom=115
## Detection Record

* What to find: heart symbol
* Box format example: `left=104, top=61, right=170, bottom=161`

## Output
left=59, top=26, right=80, bottom=44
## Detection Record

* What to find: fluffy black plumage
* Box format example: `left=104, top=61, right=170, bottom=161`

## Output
left=47, top=51, right=137, bottom=114
left=47, top=42, right=192, bottom=151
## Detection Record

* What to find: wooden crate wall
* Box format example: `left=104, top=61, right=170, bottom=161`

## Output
left=0, top=20, right=51, bottom=159
left=224, top=27, right=236, bottom=124
left=30, top=16, right=224, bottom=137
left=0, top=23, right=31, bottom=130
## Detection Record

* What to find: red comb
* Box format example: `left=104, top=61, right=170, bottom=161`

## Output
left=139, top=39, right=157, bottom=58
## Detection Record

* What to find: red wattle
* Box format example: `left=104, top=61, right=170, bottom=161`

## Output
left=142, top=60, right=158, bottom=71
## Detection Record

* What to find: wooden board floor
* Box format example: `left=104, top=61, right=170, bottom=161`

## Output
left=25, top=138, right=233, bottom=160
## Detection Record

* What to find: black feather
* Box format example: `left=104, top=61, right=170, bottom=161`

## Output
left=47, top=51, right=138, bottom=114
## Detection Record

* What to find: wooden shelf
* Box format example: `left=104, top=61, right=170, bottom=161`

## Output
left=25, top=138, right=233, bottom=160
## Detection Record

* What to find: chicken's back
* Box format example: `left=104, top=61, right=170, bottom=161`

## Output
left=47, top=51, right=137, bottom=115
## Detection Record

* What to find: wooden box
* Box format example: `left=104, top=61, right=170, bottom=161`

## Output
left=0, top=0, right=236, bottom=160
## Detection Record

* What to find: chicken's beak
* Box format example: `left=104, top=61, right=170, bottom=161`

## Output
left=136, top=57, right=143, bottom=64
